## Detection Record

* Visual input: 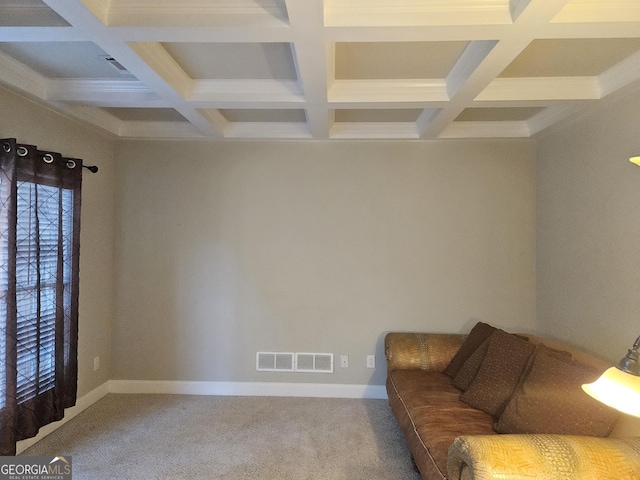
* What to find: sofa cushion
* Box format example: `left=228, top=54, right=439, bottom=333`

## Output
left=461, top=330, right=536, bottom=417
left=451, top=337, right=490, bottom=391
left=387, top=369, right=496, bottom=479
left=444, top=321, right=496, bottom=378
left=495, top=345, right=619, bottom=437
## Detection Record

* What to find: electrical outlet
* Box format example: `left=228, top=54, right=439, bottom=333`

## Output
left=93, top=356, right=100, bottom=371
left=366, top=355, right=375, bottom=369
left=340, top=355, right=349, bottom=368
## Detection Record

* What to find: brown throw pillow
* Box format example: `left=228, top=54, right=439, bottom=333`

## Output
left=444, top=322, right=496, bottom=378
left=452, top=336, right=491, bottom=391
left=495, top=346, right=619, bottom=437
left=461, top=330, right=535, bottom=417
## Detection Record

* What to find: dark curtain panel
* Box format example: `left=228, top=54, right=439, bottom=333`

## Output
left=0, top=138, right=82, bottom=455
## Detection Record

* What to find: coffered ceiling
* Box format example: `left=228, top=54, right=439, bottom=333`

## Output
left=1, top=0, right=639, bottom=141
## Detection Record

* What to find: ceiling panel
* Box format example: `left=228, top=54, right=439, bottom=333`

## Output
left=0, top=0, right=68, bottom=26
left=552, top=0, right=640, bottom=23
left=162, top=42, right=297, bottom=80
left=335, top=109, right=423, bottom=123
left=220, top=109, right=306, bottom=122
left=335, top=42, right=469, bottom=80
left=455, top=107, right=544, bottom=122
left=0, top=42, right=137, bottom=79
left=0, top=0, right=639, bottom=140
left=500, top=38, right=640, bottom=78
left=102, top=0, right=289, bottom=27
left=104, top=108, right=187, bottom=122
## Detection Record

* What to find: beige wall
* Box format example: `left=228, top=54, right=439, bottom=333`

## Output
left=0, top=87, right=116, bottom=397
left=3, top=73, right=640, bottom=401
left=536, top=86, right=640, bottom=364
left=113, top=139, right=536, bottom=385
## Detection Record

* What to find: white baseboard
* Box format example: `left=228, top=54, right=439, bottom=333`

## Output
left=16, top=381, right=110, bottom=454
left=108, top=380, right=388, bottom=400
left=16, top=380, right=387, bottom=454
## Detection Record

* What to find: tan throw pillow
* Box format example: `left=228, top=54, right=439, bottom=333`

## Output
left=495, top=346, right=619, bottom=437
left=452, top=337, right=491, bottom=391
left=444, top=322, right=496, bottom=378
left=461, top=330, right=535, bottom=417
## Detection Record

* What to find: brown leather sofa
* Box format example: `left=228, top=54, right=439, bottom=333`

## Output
left=385, top=325, right=640, bottom=480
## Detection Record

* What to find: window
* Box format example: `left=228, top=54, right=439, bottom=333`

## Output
left=14, top=183, right=74, bottom=404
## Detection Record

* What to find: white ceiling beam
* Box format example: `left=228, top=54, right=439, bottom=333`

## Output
left=446, top=41, right=499, bottom=99
left=198, top=109, right=230, bottom=137
left=126, top=42, right=191, bottom=99
left=285, top=0, right=330, bottom=138
left=0, top=0, right=633, bottom=141
left=41, top=0, right=225, bottom=138
left=422, top=0, right=573, bottom=139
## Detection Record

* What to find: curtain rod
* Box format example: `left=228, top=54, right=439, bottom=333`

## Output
left=82, top=165, right=98, bottom=173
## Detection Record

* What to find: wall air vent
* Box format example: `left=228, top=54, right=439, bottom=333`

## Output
left=256, top=352, right=295, bottom=372
left=295, top=353, right=334, bottom=373
left=256, top=352, right=334, bottom=373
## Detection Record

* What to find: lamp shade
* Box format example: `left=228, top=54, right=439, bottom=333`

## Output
left=582, top=367, right=640, bottom=417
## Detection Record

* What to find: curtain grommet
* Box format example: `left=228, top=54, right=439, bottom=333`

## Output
left=66, top=160, right=76, bottom=169
left=17, top=146, right=28, bottom=157
left=2, top=143, right=10, bottom=153
left=43, top=153, right=55, bottom=164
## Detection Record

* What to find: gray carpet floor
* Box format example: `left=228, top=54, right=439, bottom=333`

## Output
left=22, top=394, right=422, bottom=480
